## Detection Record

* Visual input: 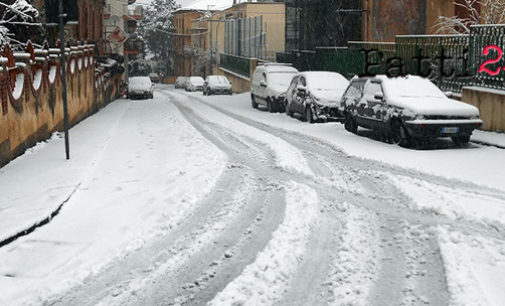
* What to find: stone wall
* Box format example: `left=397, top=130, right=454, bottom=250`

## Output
left=0, top=43, right=119, bottom=167
left=462, top=87, right=505, bottom=132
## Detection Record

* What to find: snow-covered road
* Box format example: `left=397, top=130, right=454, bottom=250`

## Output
left=1, top=86, right=505, bottom=306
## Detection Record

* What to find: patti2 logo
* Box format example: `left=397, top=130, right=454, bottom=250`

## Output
left=479, top=45, right=505, bottom=76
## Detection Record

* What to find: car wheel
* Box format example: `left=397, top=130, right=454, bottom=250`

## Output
left=305, top=106, right=315, bottom=123
left=452, top=136, right=471, bottom=146
left=286, top=103, right=294, bottom=117
left=267, top=99, right=275, bottom=113
left=251, top=95, right=258, bottom=109
left=344, top=113, right=357, bottom=133
left=390, top=120, right=411, bottom=147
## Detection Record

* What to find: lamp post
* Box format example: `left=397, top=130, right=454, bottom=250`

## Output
left=58, top=0, right=70, bottom=160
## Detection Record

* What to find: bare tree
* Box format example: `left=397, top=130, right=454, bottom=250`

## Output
left=0, top=0, right=41, bottom=47
left=436, top=0, right=505, bottom=34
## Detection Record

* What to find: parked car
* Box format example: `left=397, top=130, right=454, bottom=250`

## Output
left=186, top=76, right=205, bottom=92
left=251, top=63, right=299, bottom=112
left=175, top=76, right=187, bottom=89
left=340, top=75, right=483, bottom=146
left=285, top=71, right=349, bottom=123
left=149, top=73, right=160, bottom=83
left=203, top=75, right=233, bottom=95
left=127, top=76, right=154, bottom=99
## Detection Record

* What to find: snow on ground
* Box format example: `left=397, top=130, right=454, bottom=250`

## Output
left=472, top=130, right=505, bottom=148
left=187, top=91, right=505, bottom=192
left=208, top=182, right=318, bottom=306
left=0, top=95, right=227, bottom=305
left=437, top=227, right=505, bottom=306
left=325, top=203, right=380, bottom=306
left=167, top=91, right=314, bottom=177
left=389, top=174, right=505, bottom=231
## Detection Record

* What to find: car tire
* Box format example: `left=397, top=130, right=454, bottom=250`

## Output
left=267, top=99, right=275, bottom=113
left=390, top=120, right=411, bottom=147
left=452, top=136, right=471, bottom=146
left=286, top=103, right=294, bottom=117
left=251, top=95, right=258, bottom=109
left=305, top=106, right=315, bottom=123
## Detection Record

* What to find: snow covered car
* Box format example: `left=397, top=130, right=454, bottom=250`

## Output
left=251, top=63, right=299, bottom=112
left=127, top=76, right=154, bottom=99
left=186, top=76, right=205, bottom=92
left=286, top=71, right=349, bottom=123
left=340, top=75, right=483, bottom=146
left=203, top=75, right=233, bottom=95
left=175, top=76, right=187, bottom=89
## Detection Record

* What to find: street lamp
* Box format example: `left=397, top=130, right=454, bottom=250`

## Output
left=58, top=0, right=71, bottom=160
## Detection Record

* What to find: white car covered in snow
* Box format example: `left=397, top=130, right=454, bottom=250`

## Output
left=285, top=71, right=350, bottom=123
left=203, top=75, right=233, bottom=95
left=251, top=63, right=299, bottom=112
left=340, top=75, right=483, bottom=147
left=186, top=76, right=205, bottom=92
left=127, top=76, right=154, bottom=99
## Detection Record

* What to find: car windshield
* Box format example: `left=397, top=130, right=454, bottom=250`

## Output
left=130, top=77, right=151, bottom=87
left=306, top=73, right=349, bottom=92
left=382, top=77, right=446, bottom=99
left=268, top=72, right=297, bottom=87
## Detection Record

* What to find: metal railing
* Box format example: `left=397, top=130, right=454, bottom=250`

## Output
left=219, top=53, right=251, bottom=78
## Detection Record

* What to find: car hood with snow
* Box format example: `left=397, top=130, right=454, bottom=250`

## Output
left=388, top=96, right=480, bottom=118
left=306, top=72, right=349, bottom=107
left=311, top=90, right=346, bottom=107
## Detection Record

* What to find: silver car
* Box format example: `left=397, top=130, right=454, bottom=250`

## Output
left=203, top=75, right=233, bottom=95
left=127, top=76, right=154, bottom=99
left=186, top=76, right=205, bottom=92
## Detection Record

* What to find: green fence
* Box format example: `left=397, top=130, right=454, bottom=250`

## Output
left=470, top=25, right=505, bottom=90
left=277, top=25, right=505, bottom=92
left=220, top=53, right=251, bottom=78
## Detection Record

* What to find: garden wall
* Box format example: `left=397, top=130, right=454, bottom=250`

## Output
left=0, top=43, right=120, bottom=167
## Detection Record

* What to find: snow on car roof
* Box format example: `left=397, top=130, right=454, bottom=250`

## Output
left=300, top=71, right=349, bottom=91
left=263, top=65, right=299, bottom=74
left=129, top=76, right=151, bottom=84
left=376, top=75, right=446, bottom=99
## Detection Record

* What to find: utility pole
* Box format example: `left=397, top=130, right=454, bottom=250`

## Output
left=58, top=0, right=70, bottom=160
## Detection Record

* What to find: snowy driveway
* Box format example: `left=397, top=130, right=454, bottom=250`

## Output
left=1, top=86, right=505, bottom=306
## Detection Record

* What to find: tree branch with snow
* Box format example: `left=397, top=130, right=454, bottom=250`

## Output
left=435, top=0, right=505, bottom=34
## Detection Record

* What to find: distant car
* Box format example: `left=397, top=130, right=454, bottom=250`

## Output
left=186, top=76, right=205, bottom=92
left=127, top=76, right=153, bottom=99
left=203, top=75, right=233, bottom=95
left=251, top=63, right=299, bottom=112
left=340, top=75, right=483, bottom=147
left=149, top=73, right=160, bottom=83
left=286, top=71, right=349, bottom=123
left=175, top=76, right=187, bottom=89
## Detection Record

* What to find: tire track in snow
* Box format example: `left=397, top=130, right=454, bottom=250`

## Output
left=208, top=182, right=319, bottom=306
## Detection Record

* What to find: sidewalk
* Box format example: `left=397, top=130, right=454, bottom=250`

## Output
left=0, top=94, right=227, bottom=305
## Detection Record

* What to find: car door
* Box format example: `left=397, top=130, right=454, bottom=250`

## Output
left=359, top=80, right=385, bottom=128
left=294, top=76, right=307, bottom=113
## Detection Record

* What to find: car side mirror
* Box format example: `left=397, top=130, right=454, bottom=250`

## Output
left=444, top=91, right=453, bottom=98
left=260, top=80, right=267, bottom=87
left=374, top=92, right=384, bottom=101
left=297, top=84, right=307, bottom=92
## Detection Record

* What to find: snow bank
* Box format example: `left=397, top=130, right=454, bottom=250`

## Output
left=437, top=227, right=505, bottom=306
left=208, top=182, right=319, bottom=306
left=389, top=175, right=505, bottom=231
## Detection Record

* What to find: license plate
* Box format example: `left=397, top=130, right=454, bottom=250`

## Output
left=441, top=127, right=459, bottom=134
